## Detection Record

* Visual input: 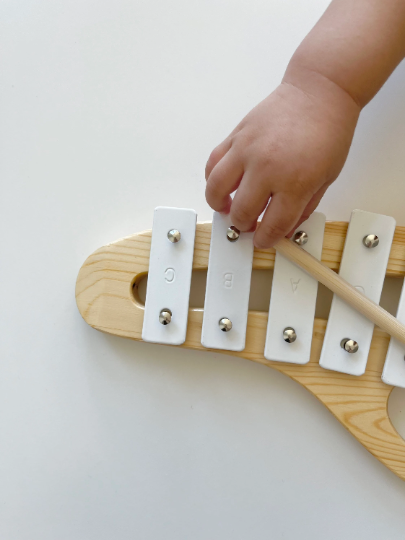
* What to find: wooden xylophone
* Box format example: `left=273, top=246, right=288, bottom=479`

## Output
left=76, top=207, right=405, bottom=481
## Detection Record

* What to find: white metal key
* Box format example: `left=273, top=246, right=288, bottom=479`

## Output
left=142, top=206, right=196, bottom=345
left=320, top=210, right=395, bottom=376
left=382, top=278, right=405, bottom=388
left=264, top=212, right=326, bottom=364
left=201, top=212, right=254, bottom=351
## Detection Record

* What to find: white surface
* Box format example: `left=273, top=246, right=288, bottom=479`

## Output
left=264, top=212, right=325, bottom=364
left=382, top=279, right=405, bottom=388
left=320, top=210, right=396, bottom=376
left=1, top=0, right=405, bottom=539
left=201, top=212, right=254, bottom=351
left=142, top=206, right=196, bottom=345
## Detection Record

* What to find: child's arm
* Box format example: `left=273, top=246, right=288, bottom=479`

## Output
left=205, top=0, right=405, bottom=248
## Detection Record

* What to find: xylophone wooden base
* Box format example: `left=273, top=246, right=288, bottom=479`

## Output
left=75, top=222, right=405, bottom=481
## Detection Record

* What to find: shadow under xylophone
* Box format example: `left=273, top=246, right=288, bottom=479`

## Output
left=76, top=207, right=405, bottom=481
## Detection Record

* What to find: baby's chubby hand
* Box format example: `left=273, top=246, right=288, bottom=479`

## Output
left=205, top=78, right=359, bottom=248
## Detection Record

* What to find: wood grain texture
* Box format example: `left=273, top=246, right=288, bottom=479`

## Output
left=76, top=221, right=405, bottom=481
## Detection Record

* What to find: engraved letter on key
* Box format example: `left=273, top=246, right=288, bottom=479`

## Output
left=291, top=278, right=300, bottom=293
left=264, top=212, right=326, bottom=365
left=164, top=268, right=175, bottom=283
left=354, top=285, right=365, bottom=294
left=142, top=206, right=197, bottom=346
left=201, top=212, right=254, bottom=351
left=224, top=273, right=233, bottom=288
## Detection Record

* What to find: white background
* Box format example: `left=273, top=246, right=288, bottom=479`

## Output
left=1, top=1, right=405, bottom=538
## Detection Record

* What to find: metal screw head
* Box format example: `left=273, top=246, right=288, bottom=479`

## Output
left=219, top=317, right=232, bottom=332
left=340, top=338, right=359, bottom=353
left=159, top=309, right=172, bottom=325
left=227, top=226, right=240, bottom=242
left=167, top=229, right=181, bottom=243
left=363, top=234, right=379, bottom=248
left=293, top=231, right=308, bottom=246
left=283, top=327, right=297, bottom=343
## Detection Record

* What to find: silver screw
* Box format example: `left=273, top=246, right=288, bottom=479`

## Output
left=219, top=317, right=232, bottom=332
left=363, top=234, right=379, bottom=248
left=283, top=327, right=297, bottom=343
left=293, top=231, right=308, bottom=246
left=227, top=226, right=240, bottom=242
left=167, top=229, right=181, bottom=243
left=340, top=338, right=359, bottom=353
left=159, top=309, right=172, bottom=325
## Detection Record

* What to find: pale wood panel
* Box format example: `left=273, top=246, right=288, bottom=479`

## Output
left=76, top=222, right=405, bottom=481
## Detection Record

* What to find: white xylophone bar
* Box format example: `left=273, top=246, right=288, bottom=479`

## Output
left=201, top=212, right=254, bottom=351
left=264, top=212, right=325, bottom=365
left=142, top=206, right=196, bottom=345
left=318, top=210, right=395, bottom=376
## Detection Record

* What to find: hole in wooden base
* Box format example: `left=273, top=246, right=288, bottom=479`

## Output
left=132, top=271, right=402, bottom=319
left=389, top=388, right=405, bottom=441
left=130, top=272, right=148, bottom=308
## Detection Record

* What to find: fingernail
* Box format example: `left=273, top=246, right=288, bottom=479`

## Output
left=254, top=240, right=266, bottom=249
left=254, top=237, right=275, bottom=249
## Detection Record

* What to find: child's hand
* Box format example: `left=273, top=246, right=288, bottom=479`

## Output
left=205, top=0, right=405, bottom=249
left=205, top=81, right=359, bottom=248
